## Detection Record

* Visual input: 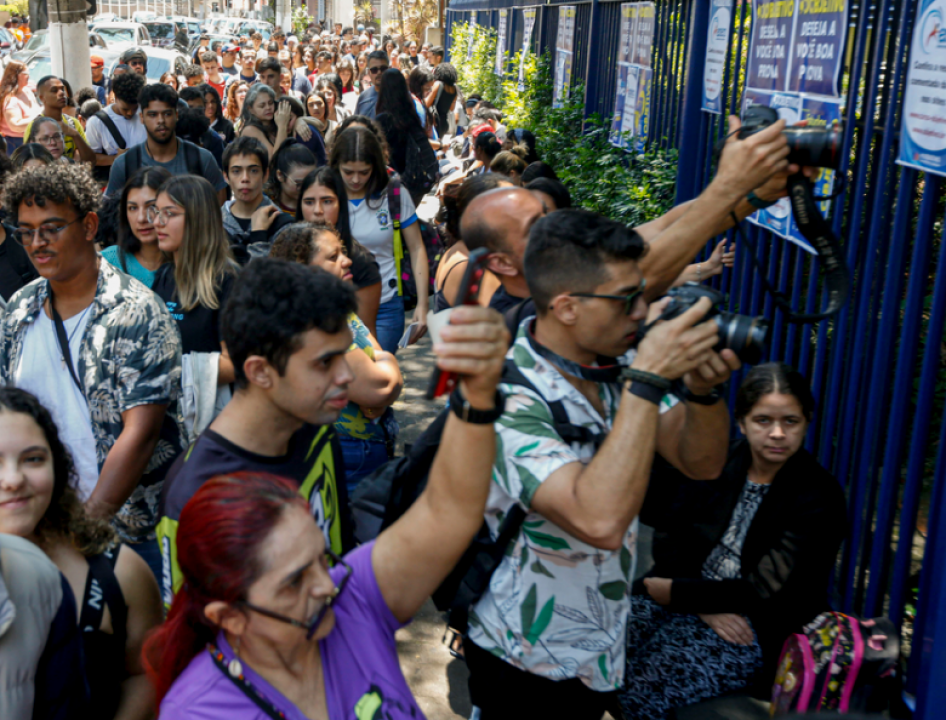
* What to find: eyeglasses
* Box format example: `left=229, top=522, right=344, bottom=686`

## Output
left=36, top=132, right=64, bottom=145
left=238, top=550, right=353, bottom=640
left=14, top=216, right=85, bottom=246
left=568, top=279, right=647, bottom=315
left=368, top=65, right=389, bottom=74
left=146, top=206, right=184, bottom=225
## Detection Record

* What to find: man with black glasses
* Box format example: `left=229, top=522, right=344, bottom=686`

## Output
left=355, top=50, right=389, bottom=119
left=0, top=164, right=186, bottom=579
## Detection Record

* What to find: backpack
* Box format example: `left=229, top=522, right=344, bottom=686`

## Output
left=387, top=178, right=444, bottom=312
left=771, top=612, right=900, bottom=715
left=350, top=356, right=605, bottom=634
left=401, top=117, right=440, bottom=200
left=122, top=138, right=203, bottom=177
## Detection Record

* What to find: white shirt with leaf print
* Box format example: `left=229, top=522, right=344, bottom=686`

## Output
left=466, top=321, right=678, bottom=692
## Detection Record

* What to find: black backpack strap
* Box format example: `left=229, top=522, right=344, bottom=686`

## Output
left=79, top=546, right=127, bottom=638
left=93, top=110, right=126, bottom=151
left=182, top=139, right=202, bottom=174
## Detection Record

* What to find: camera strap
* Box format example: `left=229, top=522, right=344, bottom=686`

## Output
left=526, top=321, right=622, bottom=383
left=731, top=173, right=850, bottom=323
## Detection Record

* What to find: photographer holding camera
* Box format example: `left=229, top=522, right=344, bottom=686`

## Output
left=462, top=209, right=742, bottom=719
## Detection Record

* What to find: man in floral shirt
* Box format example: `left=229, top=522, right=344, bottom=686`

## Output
left=463, top=209, right=741, bottom=718
left=0, top=164, right=185, bottom=578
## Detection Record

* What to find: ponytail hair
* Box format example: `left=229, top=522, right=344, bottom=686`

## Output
left=143, top=473, right=308, bottom=708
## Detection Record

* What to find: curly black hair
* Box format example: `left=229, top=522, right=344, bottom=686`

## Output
left=0, top=388, right=116, bottom=555
left=269, top=221, right=340, bottom=266
left=111, top=71, right=146, bottom=105
left=222, top=257, right=357, bottom=388
left=3, top=163, right=101, bottom=222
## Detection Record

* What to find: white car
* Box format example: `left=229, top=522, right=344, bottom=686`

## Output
left=90, top=22, right=152, bottom=52
left=161, top=16, right=203, bottom=40
left=105, top=46, right=189, bottom=84
left=92, top=12, right=120, bottom=23
left=131, top=11, right=157, bottom=24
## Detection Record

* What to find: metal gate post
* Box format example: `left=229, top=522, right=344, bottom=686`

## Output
left=674, top=0, right=709, bottom=204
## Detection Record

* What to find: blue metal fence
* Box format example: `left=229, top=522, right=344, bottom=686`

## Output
left=446, top=0, right=945, bottom=715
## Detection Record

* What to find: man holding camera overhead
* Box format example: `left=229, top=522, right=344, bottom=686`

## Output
left=459, top=118, right=794, bottom=719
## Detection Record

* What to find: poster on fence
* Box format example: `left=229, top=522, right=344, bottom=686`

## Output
left=553, top=6, right=577, bottom=108
left=744, top=0, right=847, bottom=251
left=518, top=8, right=538, bottom=92
left=702, top=0, right=733, bottom=114
left=898, top=0, right=946, bottom=176
left=496, top=10, right=508, bottom=76
left=609, top=2, right=654, bottom=149
left=467, top=11, right=477, bottom=61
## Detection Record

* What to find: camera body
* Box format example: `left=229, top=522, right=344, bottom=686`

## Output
left=660, top=283, right=769, bottom=365
left=739, top=104, right=842, bottom=169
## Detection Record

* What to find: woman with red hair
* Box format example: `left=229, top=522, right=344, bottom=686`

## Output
left=144, top=304, right=509, bottom=719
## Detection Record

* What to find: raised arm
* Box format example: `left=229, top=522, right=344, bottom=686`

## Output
left=529, top=299, right=723, bottom=551
left=372, top=306, right=508, bottom=623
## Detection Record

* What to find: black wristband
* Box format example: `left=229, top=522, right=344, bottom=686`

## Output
left=449, top=387, right=505, bottom=424
left=628, top=381, right=665, bottom=406
left=620, top=368, right=672, bottom=391
left=747, top=191, right=777, bottom=210
left=682, top=386, right=723, bottom=405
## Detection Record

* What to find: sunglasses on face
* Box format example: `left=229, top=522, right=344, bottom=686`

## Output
left=567, top=278, right=647, bottom=315
left=368, top=65, right=389, bottom=74
left=238, top=550, right=353, bottom=640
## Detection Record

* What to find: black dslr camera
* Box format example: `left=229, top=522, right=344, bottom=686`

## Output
left=738, top=105, right=842, bottom=169
left=658, top=283, right=769, bottom=365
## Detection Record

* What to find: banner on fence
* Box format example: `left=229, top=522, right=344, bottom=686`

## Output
left=898, top=0, right=946, bottom=176
left=744, top=0, right=847, bottom=252
left=553, top=5, right=577, bottom=108
left=518, top=8, right=538, bottom=92
left=496, top=10, right=508, bottom=76
left=467, top=11, right=477, bottom=61
left=702, top=0, right=733, bottom=114
left=609, top=2, right=654, bottom=151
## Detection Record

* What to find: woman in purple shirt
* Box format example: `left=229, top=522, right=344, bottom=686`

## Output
left=144, top=305, right=509, bottom=720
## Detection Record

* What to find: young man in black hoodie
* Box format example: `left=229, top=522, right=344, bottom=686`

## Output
left=220, top=136, right=293, bottom=262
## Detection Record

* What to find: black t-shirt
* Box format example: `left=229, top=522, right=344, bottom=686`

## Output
left=152, top=265, right=237, bottom=354
left=0, top=229, right=38, bottom=301
left=488, top=285, right=525, bottom=314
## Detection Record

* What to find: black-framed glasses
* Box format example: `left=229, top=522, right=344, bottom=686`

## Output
left=568, top=278, right=647, bottom=315
left=14, top=216, right=85, bottom=246
left=368, top=65, right=389, bottom=74
left=238, top=550, right=353, bottom=640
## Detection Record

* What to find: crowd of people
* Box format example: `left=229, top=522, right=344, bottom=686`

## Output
left=0, top=16, right=848, bottom=720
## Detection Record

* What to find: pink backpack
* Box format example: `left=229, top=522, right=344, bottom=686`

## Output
left=771, top=612, right=899, bottom=715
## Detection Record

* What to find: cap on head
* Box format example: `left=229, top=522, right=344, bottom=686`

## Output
left=222, top=44, right=239, bottom=54
left=90, top=55, right=104, bottom=68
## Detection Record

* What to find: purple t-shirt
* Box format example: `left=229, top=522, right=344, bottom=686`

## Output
left=159, top=542, right=423, bottom=719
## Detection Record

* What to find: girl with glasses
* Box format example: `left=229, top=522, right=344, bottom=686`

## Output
left=29, top=116, right=70, bottom=164
left=101, top=166, right=171, bottom=289
left=264, top=139, right=317, bottom=216
left=151, top=175, right=238, bottom=401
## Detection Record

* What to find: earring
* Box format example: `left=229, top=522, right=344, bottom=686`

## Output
left=228, top=637, right=243, bottom=678
left=325, top=585, right=339, bottom=607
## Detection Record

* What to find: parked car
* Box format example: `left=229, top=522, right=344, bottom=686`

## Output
left=131, top=11, right=157, bottom=24
left=25, top=48, right=121, bottom=88
left=92, top=12, right=120, bottom=23
left=162, top=16, right=203, bottom=40
left=89, top=22, right=152, bottom=52
left=12, top=29, right=108, bottom=63
left=143, top=20, right=181, bottom=49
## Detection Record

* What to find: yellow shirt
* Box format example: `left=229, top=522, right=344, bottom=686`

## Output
left=24, top=114, right=87, bottom=161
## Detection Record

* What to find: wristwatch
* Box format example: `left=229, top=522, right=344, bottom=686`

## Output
left=449, top=387, right=505, bottom=424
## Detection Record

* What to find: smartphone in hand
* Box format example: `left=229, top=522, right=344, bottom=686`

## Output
left=426, top=247, right=490, bottom=400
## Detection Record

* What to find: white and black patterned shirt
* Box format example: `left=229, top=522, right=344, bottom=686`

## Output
left=701, top=479, right=771, bottom=581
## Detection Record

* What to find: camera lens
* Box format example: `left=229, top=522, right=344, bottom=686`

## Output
left=783, top=126, right=842, bottom=169
left=715, top=313, right=770, bottom=365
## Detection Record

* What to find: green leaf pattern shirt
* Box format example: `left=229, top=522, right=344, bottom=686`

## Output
left=467, top=322, right=677, bottom=692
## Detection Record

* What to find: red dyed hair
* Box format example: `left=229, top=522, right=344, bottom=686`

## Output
left=143, top=473, right=308, bottom=709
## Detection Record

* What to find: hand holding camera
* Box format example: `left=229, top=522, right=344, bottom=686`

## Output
left=715, top=114, right=791, bottom=203
left=631, top=296, right=720, bottom=381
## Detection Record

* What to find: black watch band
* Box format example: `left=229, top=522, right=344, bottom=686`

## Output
left=449, top=387, right=505, bottom=424
left=682, top=386, right=723, bottom=405
left=628, top=381, right=665, bottom=406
